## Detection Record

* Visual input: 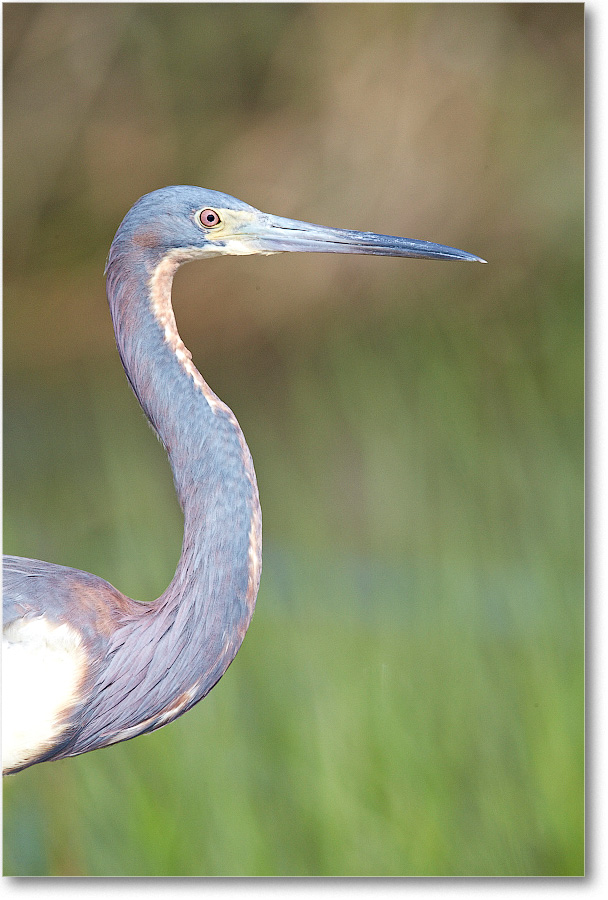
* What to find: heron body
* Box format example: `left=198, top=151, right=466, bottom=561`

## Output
left=2, top=186, right=484, bottom=774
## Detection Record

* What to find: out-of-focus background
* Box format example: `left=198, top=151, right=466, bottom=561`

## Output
left=3, top=3, right=583, bottom=877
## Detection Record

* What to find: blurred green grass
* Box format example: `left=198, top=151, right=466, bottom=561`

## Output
left=3, top=261, right=583, bottom=875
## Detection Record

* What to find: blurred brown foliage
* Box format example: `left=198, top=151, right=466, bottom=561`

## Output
left=4, top=3, right=583, bottom=372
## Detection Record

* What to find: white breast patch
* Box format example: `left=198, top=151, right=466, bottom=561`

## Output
left=2, top=616, right=87, bottom=773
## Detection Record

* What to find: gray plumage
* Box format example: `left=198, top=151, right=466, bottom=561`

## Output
left=2, top=186, right=484, bottom=774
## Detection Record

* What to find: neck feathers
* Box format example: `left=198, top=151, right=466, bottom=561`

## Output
left=94, top=241, right=262, bottom=747
left=105, top=239, right=261, bottom=563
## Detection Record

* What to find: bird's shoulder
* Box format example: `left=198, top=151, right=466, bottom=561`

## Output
left=2, top=555, right=152, bottom=773
left=2, top=555, right=139, bottom=642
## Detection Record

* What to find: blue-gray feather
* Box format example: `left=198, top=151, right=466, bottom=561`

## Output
left=4, top=185, right=481, bottom=772
left=4, top=186, right=262, bottom=770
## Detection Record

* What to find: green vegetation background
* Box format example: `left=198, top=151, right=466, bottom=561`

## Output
left=3, top=3, right=583, bottom=876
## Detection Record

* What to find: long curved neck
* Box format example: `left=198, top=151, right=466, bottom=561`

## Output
left=93, top=242, right=261, bottom=745
left=107, top=251, right=227, bottom=507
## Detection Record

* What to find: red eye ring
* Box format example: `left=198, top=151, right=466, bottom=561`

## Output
left=199, top=208, right=221, bottom=228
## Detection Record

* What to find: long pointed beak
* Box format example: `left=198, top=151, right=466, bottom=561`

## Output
left=253, top=213, right=486, bottom=263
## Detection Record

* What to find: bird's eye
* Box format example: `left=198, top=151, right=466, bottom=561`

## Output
left=199, top=209, right=221, bottom=228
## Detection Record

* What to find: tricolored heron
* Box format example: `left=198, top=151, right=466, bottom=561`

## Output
left=2, top=186, right=485, bottom=774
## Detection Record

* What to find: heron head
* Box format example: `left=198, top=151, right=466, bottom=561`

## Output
left=110, top=185, right=486, bottom=267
